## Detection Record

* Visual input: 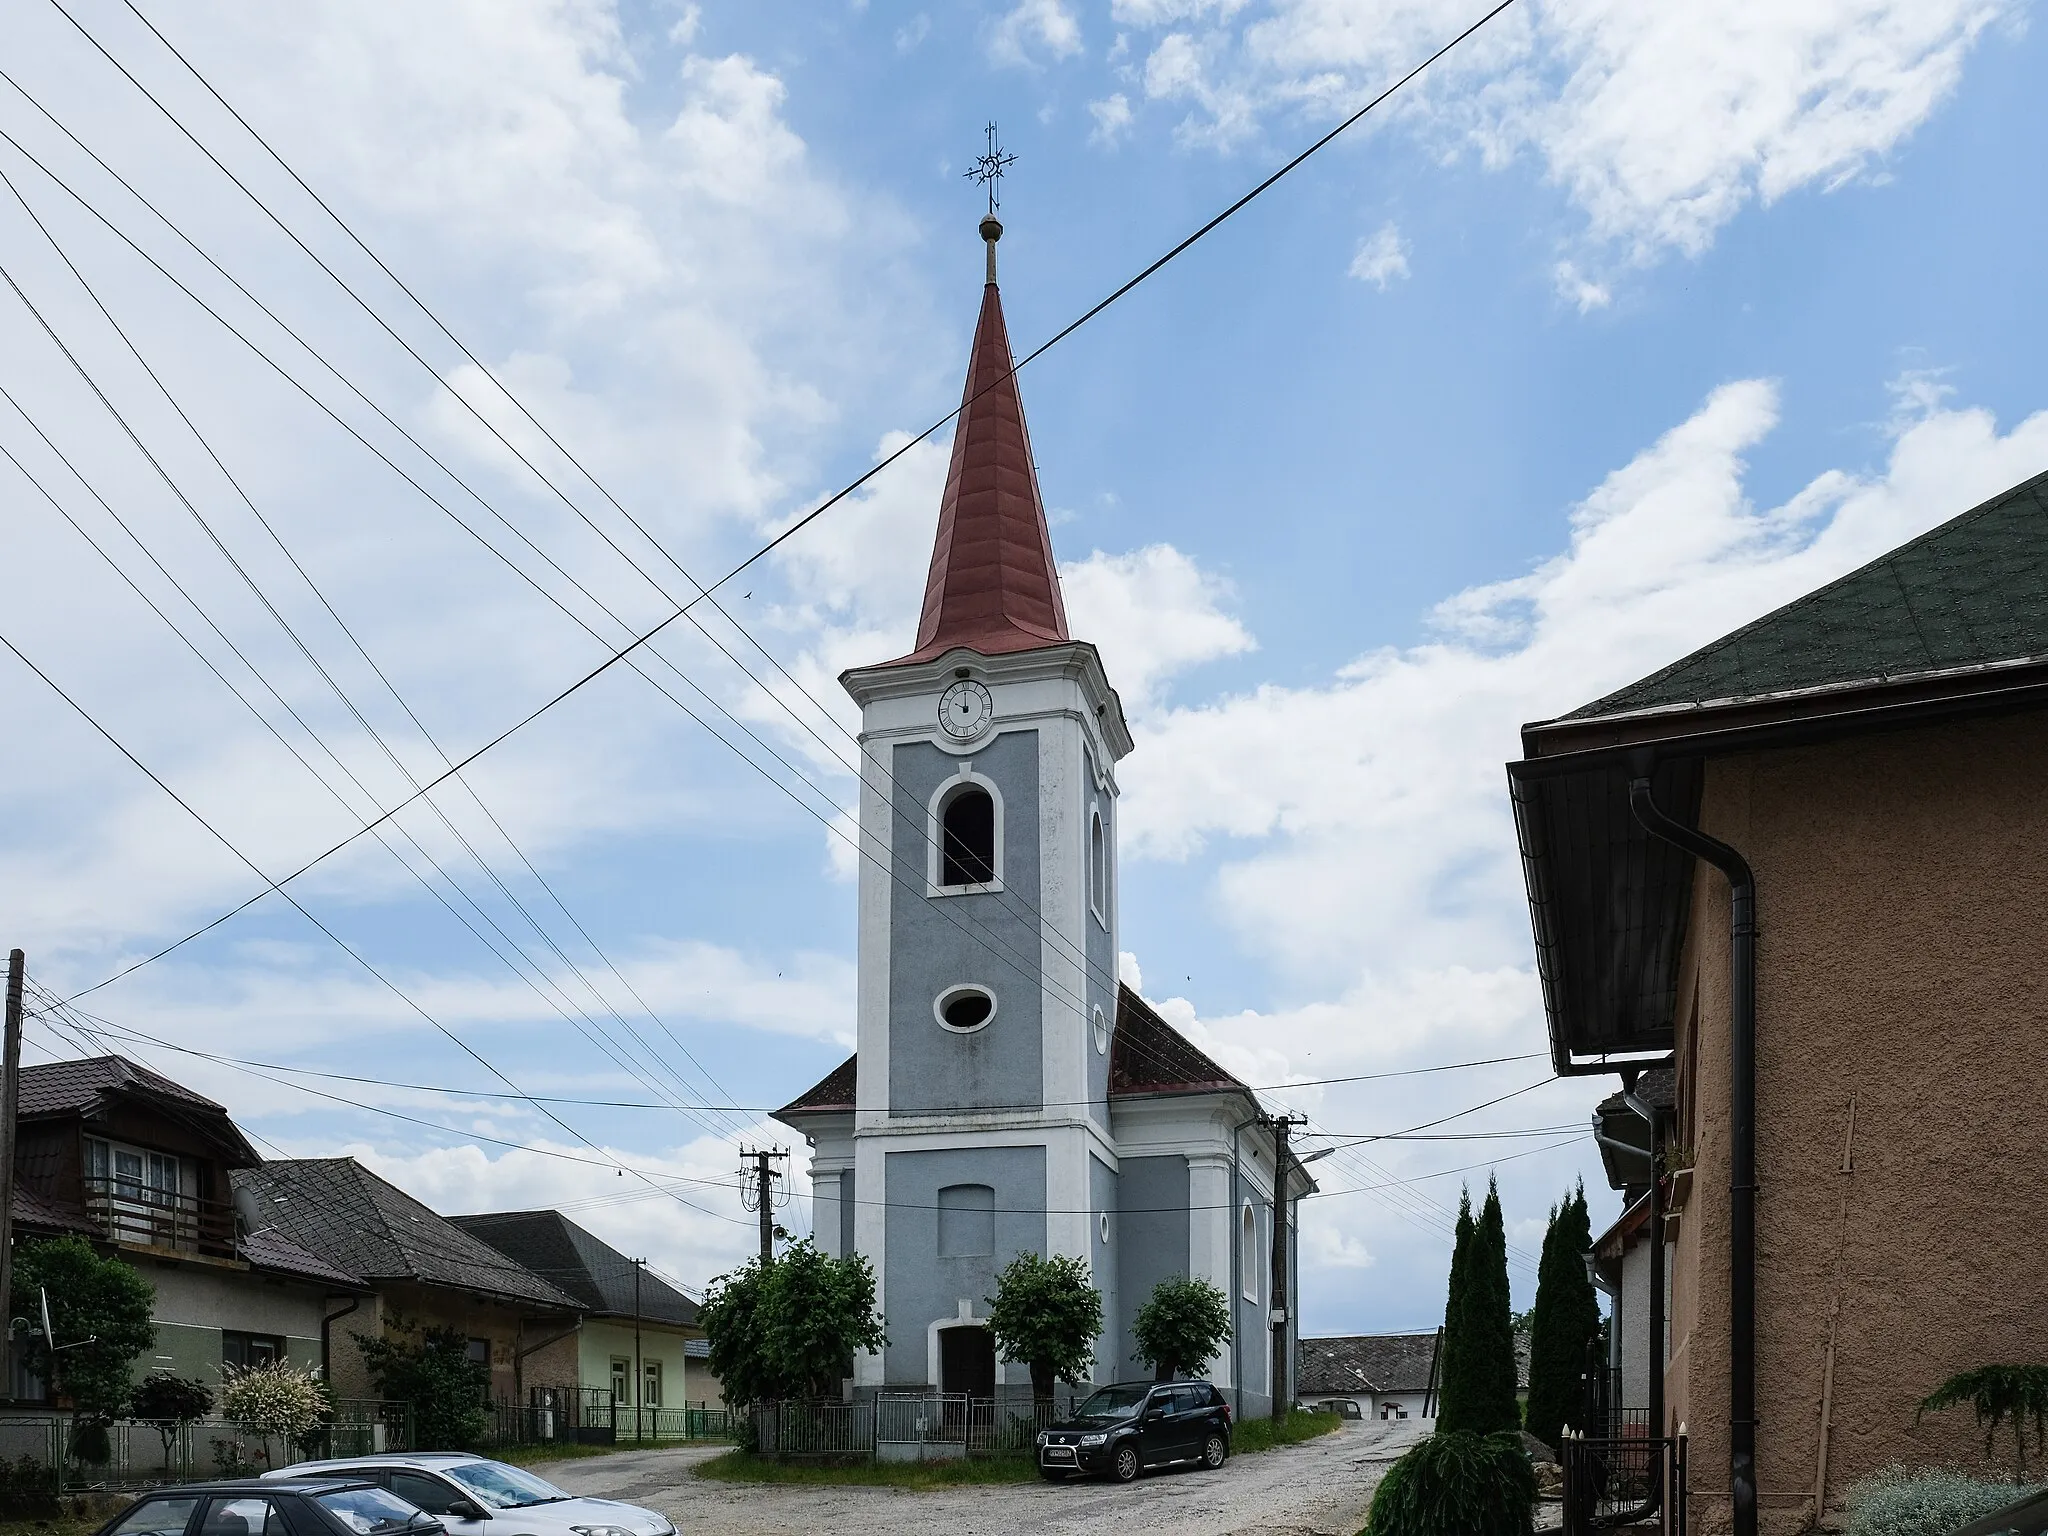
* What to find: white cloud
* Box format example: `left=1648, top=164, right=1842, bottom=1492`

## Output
left=1062, top=544, right=1256, bottom=713
left=1106, top=0, right=2016, bottom=270
left=1348, top=222, right=1410, bottom=288
left=987, top=0, right=1084, bottom=67
left=895, top=12, right=932, bottom=51
left=1089, top=92, right=1136, bottom=145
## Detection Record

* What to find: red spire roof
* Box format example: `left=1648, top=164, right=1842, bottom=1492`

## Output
left=891, top=262, right=1068, bottom=666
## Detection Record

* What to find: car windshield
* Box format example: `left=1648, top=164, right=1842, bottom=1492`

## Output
left=316, top=1488, right=426, bottom=1535
left=1074, top=1385, right=1151, bottom=1419
left=440, top=1463, right=570, bottom=1510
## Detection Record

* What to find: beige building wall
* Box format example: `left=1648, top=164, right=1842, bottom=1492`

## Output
left=1667, top=711, right=2048, bottom=1535
left=323, top=1287, right=579, bottom=1407
left=136, top=1260, right=333, bottom=1384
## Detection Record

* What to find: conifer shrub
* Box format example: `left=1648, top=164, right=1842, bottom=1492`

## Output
left=1363, top=1430, right=1536, bottom=1536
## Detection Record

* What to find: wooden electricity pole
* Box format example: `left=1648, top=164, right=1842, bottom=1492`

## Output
left=0, top=950, right=20, bottom=1342
left=1268, top=1113, right=1302, bottom=1424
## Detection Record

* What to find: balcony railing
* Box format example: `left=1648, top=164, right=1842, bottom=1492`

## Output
left=81, top=1175, right=237, bottom=1259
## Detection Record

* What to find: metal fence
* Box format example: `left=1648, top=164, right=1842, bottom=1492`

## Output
left=1560, top=1430, right=1686, bottom=1536
left=482, top=1398, right=732, bottom=1449
left=752, top=1392, right=1078, bottom=1462
left=0, top=1401, right=413, bottom=1493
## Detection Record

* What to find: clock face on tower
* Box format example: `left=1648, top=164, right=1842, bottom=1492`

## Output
left=939, top=679, right=995, bottom=740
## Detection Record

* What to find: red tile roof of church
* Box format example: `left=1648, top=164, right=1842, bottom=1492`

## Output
left=888, top=272, right=1069, bottom=666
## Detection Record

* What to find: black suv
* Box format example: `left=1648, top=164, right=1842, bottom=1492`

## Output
left=91, top=1480, right=443, bottom=1536
left=1037, top=1380, right=1233, bottom=1482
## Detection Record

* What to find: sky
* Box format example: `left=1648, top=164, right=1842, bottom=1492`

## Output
left=0, top=0, right=2042, bottom=1337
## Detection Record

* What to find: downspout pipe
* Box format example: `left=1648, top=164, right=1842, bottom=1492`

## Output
left=1629, top=774, right=1757, bottom=1536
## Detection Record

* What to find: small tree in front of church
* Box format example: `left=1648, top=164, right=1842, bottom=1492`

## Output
left=986, top=1252, right=1102, bottom=1403
left=1131, top=1276, right=1232, bottom=1382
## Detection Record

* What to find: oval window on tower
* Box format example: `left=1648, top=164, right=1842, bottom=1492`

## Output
left=935, top=984, right=997, bottom=1033
left=1090, top=809, right=1107, bottom=922
left=1092, top=1004, right=1108, bottom=1056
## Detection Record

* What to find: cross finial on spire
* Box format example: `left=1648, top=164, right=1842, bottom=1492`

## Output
left=966, top=122, right=1015, bottom=282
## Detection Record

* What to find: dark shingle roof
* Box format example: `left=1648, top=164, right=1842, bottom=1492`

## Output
left=232, top=1159, right=579, bottom=1311
left=451, top=1211, right=698, bottom=1324
left=239, top=1227, right=365, bottom=1289
left=1110, top=984, right=1247, bottom=1099
left=1569, top=469, right=2048, bottom=722
left=17, top=1055, right=260, bottom=1166
left=1299, top=1332, right=1441, bottom=1396
left=778, top=1056, right=857, bottom=1116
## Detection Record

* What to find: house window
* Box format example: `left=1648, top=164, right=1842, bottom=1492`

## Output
left=937, top=1184, right=995, bottom=1258
left=642, top=1360, right=663, bottom=1409
left=1241, top=1203, right=1259, bottom=1301
left=222, top=1331, right=285, bottom=1372
left=1089, top=809, right=1107, bottom=924
left=1092, top=1005, right=1108, bottom=1055
left=467, top=1338, right=492, bottom=1404
left=610, top=1357, right=630, bottom=1404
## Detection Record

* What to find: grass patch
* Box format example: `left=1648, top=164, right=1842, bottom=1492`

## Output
left=1233, top=1409, right=1345, bottom=1454
left=0, top=1509, right=117, bottom=1536
left=693, top=1450, right=1039, bottom=1488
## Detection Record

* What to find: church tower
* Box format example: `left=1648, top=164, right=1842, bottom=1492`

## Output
left=831, top=211, right=1133, bottom=1392
left=776, top=212, right=1305, bottom=1414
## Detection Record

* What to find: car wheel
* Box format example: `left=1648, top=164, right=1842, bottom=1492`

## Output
left=1202, top=1433, right=1228, bottom=1469
left=1112, top=1443, right=1140, bottom=1483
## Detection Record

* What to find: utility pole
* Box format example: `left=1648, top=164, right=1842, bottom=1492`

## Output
left=1267, top=1113, right=1304, bottom=1424
left=0, top=951, right=20, bottom=1350
left=738, top=1148, right=788, bottom=1264
left=632, top=1258, right=643, bottom=1445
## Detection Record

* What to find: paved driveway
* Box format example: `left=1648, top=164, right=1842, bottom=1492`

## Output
left=547, top=1419, right=1426, bottom=1536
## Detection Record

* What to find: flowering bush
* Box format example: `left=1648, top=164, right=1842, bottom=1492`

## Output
left=221, top=1362, right=328, bottom=1467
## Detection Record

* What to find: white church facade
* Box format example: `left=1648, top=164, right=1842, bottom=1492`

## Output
left=774, top=216, right=1309, bottom=1415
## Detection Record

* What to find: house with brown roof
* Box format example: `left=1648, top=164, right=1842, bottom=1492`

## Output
left=232, top=1159, right=582, bottom=1409
left=1509, top=470, right=2048, bottom=1533
left=453, top=1210, right=721, bottom=1418
left=3, top=1056, right=363, bottom=1401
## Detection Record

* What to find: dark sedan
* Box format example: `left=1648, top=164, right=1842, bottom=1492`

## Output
left=94, top=1479, right=442, bottom=1536
left=1036, top=1380, right=1233, bottom=1482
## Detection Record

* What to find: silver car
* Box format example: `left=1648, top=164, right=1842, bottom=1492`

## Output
left=265, top=1455, right=673, bottom=1536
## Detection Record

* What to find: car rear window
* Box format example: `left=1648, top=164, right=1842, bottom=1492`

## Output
left=108, top=1498, right=201, bottom=1536
left=315, top=1487, right=422, bottom=1535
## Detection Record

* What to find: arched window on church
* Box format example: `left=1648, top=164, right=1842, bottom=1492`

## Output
left=1089, top=808, right=1107, bottom=923
left=940, top=784, right=997, bottom=887
left=1241, top=1202, right=1260, bottom=1301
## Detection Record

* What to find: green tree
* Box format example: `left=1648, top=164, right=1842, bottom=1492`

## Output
left=1438, top=1182, right=1519, bottom=1436
left=758, top=1239, right=887, bottom=1400
left=131, top=1373, right=215, bottom=1460
left=1524, top=1184, right=1602, bottom=1451
left=353, top=1321, right=488, bottom=1451
left=11, top=1237, right=156, bottom=1462
left=985, top=1252, right=1103, bottom=1402
left=701, top=1241, right=887, bottom=1407
left=1131, top=1276, right=1231, bottom=1382
left=700, top=1260, right=776, bottom=1411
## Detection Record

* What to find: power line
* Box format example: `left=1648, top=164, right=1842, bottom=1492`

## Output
left=32, top=0, right=1528, bottom=1011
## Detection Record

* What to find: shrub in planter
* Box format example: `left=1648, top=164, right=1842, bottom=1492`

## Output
left=1364, top=1431, right=1536, bottom=1536
left=1844, top=1465, right=2046, bottom=1536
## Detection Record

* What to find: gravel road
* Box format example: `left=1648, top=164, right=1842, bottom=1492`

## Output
left=547, top=1419, right=1427, bottom=1536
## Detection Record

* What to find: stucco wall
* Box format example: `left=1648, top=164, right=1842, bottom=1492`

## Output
left=881, top=1145, right=1047, bottom=1385
left=1117, top=1154, right=1189, bottom=1382
left=574, top=1320, right=700, bottom=1407
left=135, top=1262, right=331, bottom=1383
left=324, top=1286, right=579, bottom=1407
left=1670, top=711, right=2048, bottom=1535
left=1616, top=1229, right=1654, bottom=1412
left=887, top=733, right=1044, bottom=1115
left=1087, top=1153, right=1120, bottom=1383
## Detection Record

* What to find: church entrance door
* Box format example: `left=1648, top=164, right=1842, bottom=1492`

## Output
left=940, top=1325, right=996, bottom=1398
